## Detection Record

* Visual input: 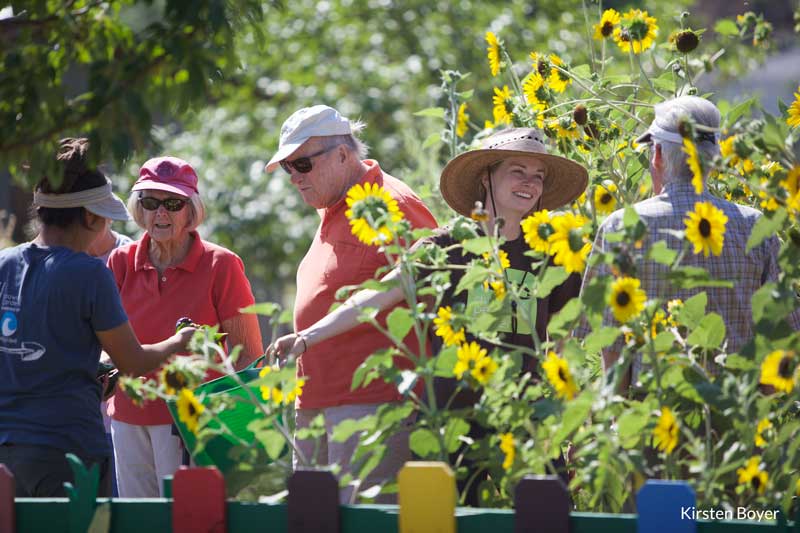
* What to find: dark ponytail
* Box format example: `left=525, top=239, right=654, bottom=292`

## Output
left=34, top=138, right=107, bottom=228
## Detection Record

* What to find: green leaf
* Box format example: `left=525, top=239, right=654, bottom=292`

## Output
left=553, top=390, right=594, bottom=444
left=714, top=19, right=739, bottom=36
left=653, top=331, right=675, bottom=352
left=434, top=345, right=459, bottom=378
left=387, top=307, right=414, bottom=341
left=239, top=302, right=281, bottom=317
left=686, top=313, right=726, bottom=349
left=746, top=209, right=786, bottom=253
left=422, top=132, right=442, bottom=149
left=331, top=417, right=371, bottom=443
left=727, top=97, right=754, bottom=125
left=583, top=327, right=620, bottom=354
left=725, top=353, right=756, bottom=371
left=413, top=107, right=446, bottom=119
left=409, top=428, right=441, bottom=458
left=458, top=89, right=474, bottom=99
left=622, top=206, right=640, bottom=228
left=254, top=429, right=286, bottom=460
left=617, top=404, right=649, bottom=448
left=646, top=240, right=677, bottom=265
left=677, top=292, right=707, bottom=329
left=547, top=297, right=582, bottom=338
left=443, top=417, right=470, bottom=453
left=461, top=236, right=494, bottom=256
left=532, top=266, right=569, bottom=299
left=455, top=264, right=492, bottom=295
left=666, top=267, right=734, bottom=289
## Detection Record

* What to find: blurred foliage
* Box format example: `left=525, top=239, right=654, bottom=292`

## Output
left=1, top=0, right=790, bottom=305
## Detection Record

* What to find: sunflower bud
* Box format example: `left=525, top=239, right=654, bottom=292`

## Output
left=537, top=59, right=549, bottom=77
left=573, top=104, right=588, bottom=126
left=675, top=30, right=699, bottom=53
left=471, top=201, right=489, bottom=222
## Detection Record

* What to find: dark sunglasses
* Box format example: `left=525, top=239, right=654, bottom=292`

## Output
left=139, top=196, right=188, bottom=212
left=280, top=144, right=340, bottom=174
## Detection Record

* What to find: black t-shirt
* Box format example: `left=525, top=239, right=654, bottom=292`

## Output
left=419, top=227, right=581, bottom=407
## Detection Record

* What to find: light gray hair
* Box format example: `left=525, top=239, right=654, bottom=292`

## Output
left=651, top=96, right=720, bottom=186
left=315, top=120, right=370, bottom=159
left=127, top=190, right=206, bottom=233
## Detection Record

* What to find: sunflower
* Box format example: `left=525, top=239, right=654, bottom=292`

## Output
left=487, top=280, right=506, bottom=300
left=433, top=306, right=466, bottom=347
left=456, top=102, right=469, bottom=138
left=160, top=366, right=188, bottom=395
left=546, top=54, right=572, bottom=93
left=682, top=138, right=704, bottom=194
left=482, top=249, right=510, bottom=270
left=780, top=166, right=800, bottom=215
left=345, top=182, right=404, bottom=246
left=719, top=135, right=740, bottom=167
left=684, top=201, right=728, bottom=257
left=521, top=210, right=553, bottom=253
left=258, top=366, right=282, bottom=404
left=613, top=9, right=658, bottom=54
left=737, top=456, right=768, bottom=494
left=759, top=349, right=797, bottom=393
left=548, top=118, right=581, bottom=141
left=787, top=85, right=800, bottom=128
left=542, top=351, right=578, bottom=400
left=755, top=418, right=773, bottom=447
left=547, top=212, right=591, bottom=273
left=499, top=433, right=516, bottom=470
left=471, top=354, right=498, bottom=385
left=454, top=341, right=487, bottom=380
left=796, top=478, right=800, bottom=497
left=609, top=276, right=647, bottom=323
left=176, top=388, right=204, bottom=434
left=594, top=8, right=621, bottom=40
left=283, top=378, right=305, bottom=405
left=594, top=183, right=618, bottom=215
left=522, top=72, right=548, bottom=118
left=652, top=406, right=679, bottom=454
left=492, top=85, right=514, bottom=125
left=486, top=32, right=501, bottom=77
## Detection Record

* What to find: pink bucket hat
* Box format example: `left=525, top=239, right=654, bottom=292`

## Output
left=132, top=156, right=199, bottom=198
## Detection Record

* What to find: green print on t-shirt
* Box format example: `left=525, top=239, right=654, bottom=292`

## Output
left=466, top=267, right=536, bottom=335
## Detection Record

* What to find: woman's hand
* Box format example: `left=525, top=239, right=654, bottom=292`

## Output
left=267, top=333, right=307, bottom=363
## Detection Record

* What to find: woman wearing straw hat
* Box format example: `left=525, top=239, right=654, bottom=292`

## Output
left=268, top=127, right=588, bottom=502
left=0, top=139, right=196, bottom=497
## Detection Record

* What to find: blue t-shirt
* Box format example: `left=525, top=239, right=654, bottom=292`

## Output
left=0, top=243, right=128, bottom=458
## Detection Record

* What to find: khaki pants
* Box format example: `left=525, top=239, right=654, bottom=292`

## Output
left=293, top=402, right=413, bottom=504
left=111, top=420, right=183, bottom=498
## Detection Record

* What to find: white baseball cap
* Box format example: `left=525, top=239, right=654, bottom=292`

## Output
left=265, top=105, right=353, bottom=172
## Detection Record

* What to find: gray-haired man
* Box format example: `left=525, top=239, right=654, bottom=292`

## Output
left=581, top=95, right=799, bottom=388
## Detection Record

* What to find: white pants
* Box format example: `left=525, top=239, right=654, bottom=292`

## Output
left=110, top=420, right=183, bottom=497
left=293, top=403, right=413, bottom=504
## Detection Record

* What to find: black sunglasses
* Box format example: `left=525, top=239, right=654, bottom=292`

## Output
left=280, top=144, right=340, bottom=174
left=139, top=196, right=188, bottom=212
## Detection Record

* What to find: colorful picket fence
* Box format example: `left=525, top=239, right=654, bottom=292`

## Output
left=1, top=462, right=797, bottom=533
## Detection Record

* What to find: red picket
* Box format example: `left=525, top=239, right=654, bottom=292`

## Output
left=0, top=465, right=15, bottom=533
left=172, top=466, right=226, bottom=533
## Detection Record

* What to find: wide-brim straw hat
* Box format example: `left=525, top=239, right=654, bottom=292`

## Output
left=440, top=128, right=589, bottom=217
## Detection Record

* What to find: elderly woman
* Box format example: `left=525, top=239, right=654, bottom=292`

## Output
left=269, top=128, right=588, bottom=504
left=107, top=156, right=263, bottom=498
left=0, top=139, right=195, bottom=497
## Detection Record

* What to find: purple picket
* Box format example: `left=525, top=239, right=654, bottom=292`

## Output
left=636, top=480, right=696, bottom=533
left=514, top=475, right=570, bottom=533
left=0, top=464, right=14, bottom=533
left=288, top=469, right=340, bottom=533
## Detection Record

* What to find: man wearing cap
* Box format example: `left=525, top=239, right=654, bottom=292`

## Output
left=0, top=138, right=196, bottom=497
left=107, top=155, right=262, bottom=497
left=265, top=105, right=437, bottom=503
left=269, top=126, right=589, bottom=504
left=581, top=95, right=800, bottom=388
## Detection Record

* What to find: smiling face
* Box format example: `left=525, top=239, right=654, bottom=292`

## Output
left=139, top=189, right=192, bottom=244
left=481, top=156, right=547, bottom=219
left=284, top=137, right=349, bottom=209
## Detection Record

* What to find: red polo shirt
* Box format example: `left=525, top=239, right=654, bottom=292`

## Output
left=107, top=232, right=256, bottom=425
left=294, top=160, right=437, bottom=409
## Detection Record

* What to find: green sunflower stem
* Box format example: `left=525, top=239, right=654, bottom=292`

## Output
left=581, top=0, right=597, bottom=73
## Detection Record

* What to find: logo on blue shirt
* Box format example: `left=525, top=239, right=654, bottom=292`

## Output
left=1, top=311, right=17, bottom=337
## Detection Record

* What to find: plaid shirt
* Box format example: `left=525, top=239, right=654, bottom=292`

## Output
left=580, top=182, right=800, bottom=380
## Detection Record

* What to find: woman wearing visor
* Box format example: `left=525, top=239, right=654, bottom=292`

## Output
left=107, top=156, right=262, bottom=498
left=268, top=128, right=588, bottom=504
left=0, top=139, right=196, bottom=497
